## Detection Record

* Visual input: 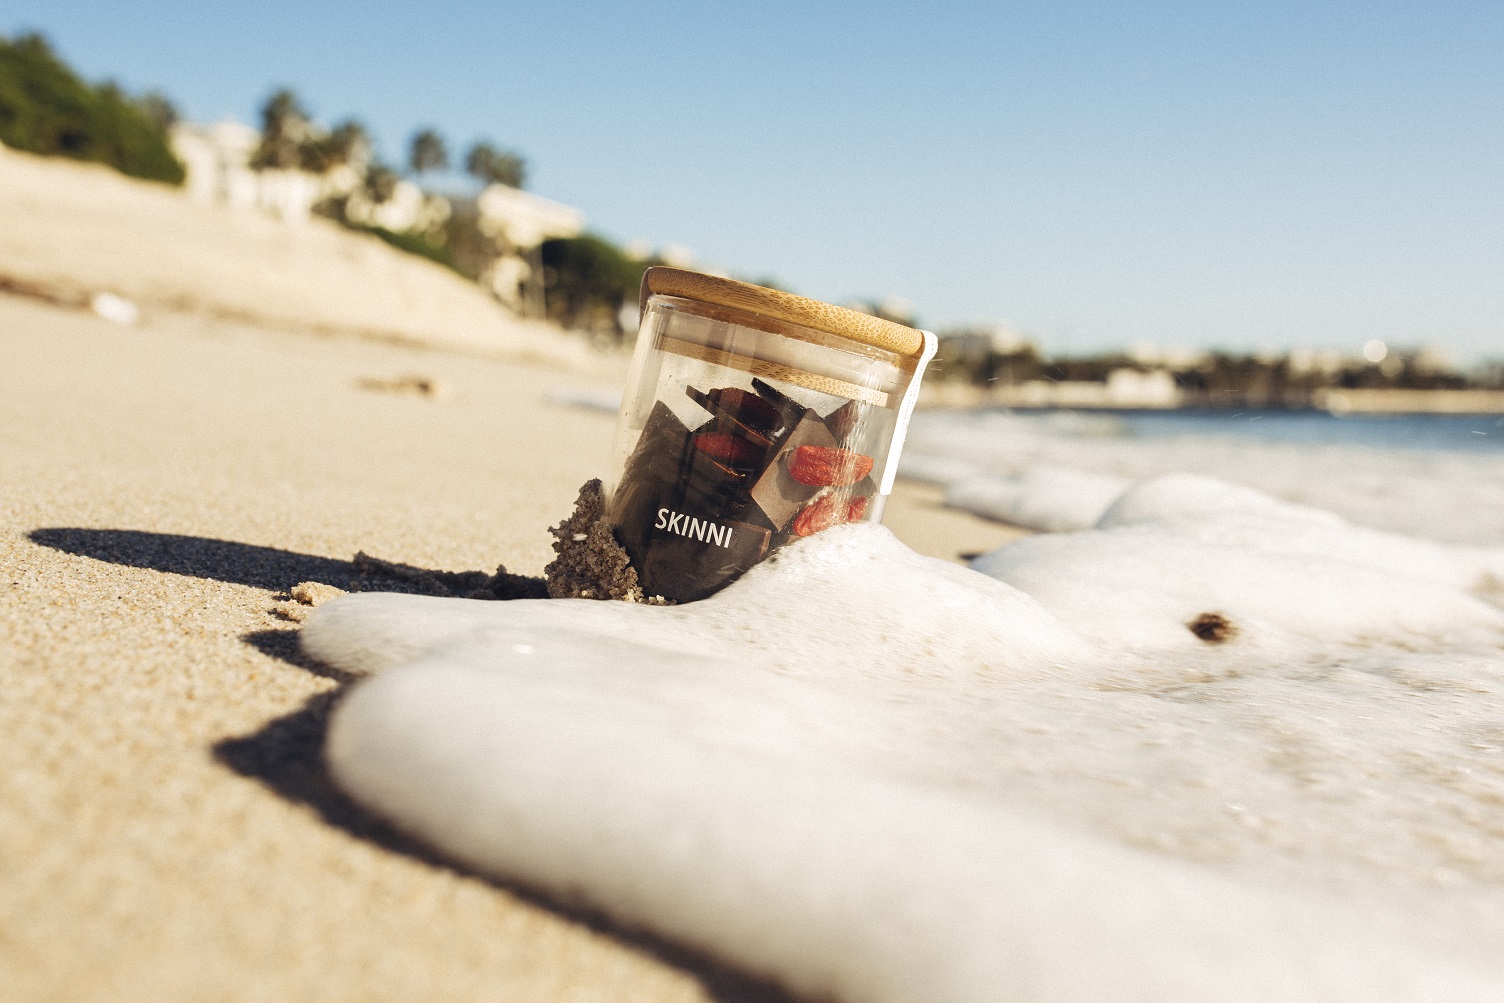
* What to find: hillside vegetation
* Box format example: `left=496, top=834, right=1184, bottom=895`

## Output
left=0, top=33, right=183, bottom=184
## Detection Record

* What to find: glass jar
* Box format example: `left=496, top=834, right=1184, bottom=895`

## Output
left=605, top=267, right=936, bottom=603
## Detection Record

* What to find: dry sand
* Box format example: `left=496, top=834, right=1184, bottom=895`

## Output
left=0, top=144, right=598, bottom=369
left=0, top=285, right=1022, bottom=1001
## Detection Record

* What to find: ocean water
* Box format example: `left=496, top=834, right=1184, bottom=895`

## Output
left=1043, top=408, right=1504, bottom=454
left=902, top=407, right=1504, bottom=544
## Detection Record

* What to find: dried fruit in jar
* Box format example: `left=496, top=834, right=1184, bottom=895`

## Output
left=788, top=445, right=874, bottom=487
left=706, top=387, right=783, bottom=434
left=747, top=410, right=836, bottom=530
left=693, top=431, right=763, bottom=468
left=686, top=386, right=781, bottom=445
left=791, top=493, right=869, bottom=537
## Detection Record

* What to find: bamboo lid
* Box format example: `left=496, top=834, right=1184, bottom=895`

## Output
left=640, top=266, right=926, bottom=359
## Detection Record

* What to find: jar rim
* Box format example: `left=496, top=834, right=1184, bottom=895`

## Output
left=640, top=266, right=927, bottom=360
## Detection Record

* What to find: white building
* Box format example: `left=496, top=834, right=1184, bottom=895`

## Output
left=169, top=120, right=261, bottom=209
left=169, top=119, right=590, bottom=317
left=343, top=179, right=450, bottom=234
left=475, top=184, right=583, bottom=248
left=170, top=119, right=326, bottom=224
left=475, top=184, right=584, bottom=311
left=1105, top=367, right=1180, bottom=407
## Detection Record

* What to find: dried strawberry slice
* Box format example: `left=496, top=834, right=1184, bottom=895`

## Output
left=788, top=445, right=874, bottom=487
left=693, top=431, right=762, bottom=468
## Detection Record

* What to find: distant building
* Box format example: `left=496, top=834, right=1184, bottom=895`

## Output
left=344, top=179, right=450, bottom=234
left=935, top=325, right=1039, bottom=383
left=474, top=184, right=584, bottom=311
left=170, top=119, right=325, bottom=224
left=1127, top=341, right=1210, bottom=370
left=988, top=370, right=1182, bottom=409
left=169, top=120, right=260, bottom=209
left=169, top=119, right=591, bottom=317
left=475, top=184, right=583, bottom=249
left=1105, top=367, right=1180, bottom=407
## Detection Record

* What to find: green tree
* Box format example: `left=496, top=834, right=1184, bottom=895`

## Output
left=252, top=89, right=370, bottom=175
left=408, top=127, right=447, bottom=175
left=540, top=234, right=653, bottom=337
left=324, top=120, right=369, bottom=164
left=363, top=162, right=400, bottom=203
left=303, top=117, right=370, bottom=173
left=250, top=87, right=313, bottom=169
left=135, top=91, right=177, bottom=133
left=0, top=33, right=184, bottom=183
left=464, top=140, right=525, bottom=188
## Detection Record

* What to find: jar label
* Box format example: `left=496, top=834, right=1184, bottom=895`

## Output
left=654, top=507, right=734, bottom=548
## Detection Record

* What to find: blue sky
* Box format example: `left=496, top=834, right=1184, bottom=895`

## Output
left=7, top=2, right=1502, bottom=358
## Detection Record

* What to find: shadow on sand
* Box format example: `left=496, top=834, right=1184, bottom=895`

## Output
left=28, top=527, right=796, bottom=1003
left=29, top=527, right=362, bottom=592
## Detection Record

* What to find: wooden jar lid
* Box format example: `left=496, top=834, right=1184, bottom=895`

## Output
left=640, top=266, right=925, bottom=359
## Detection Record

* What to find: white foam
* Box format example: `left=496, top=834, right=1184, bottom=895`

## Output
left=943, top=465, right=1130, bottom=533
left=307, top=488, right=1504, bottom=1001
left=305, top=525, right=1090, bottom=689
left=975, top=473, right=1504, bottom=656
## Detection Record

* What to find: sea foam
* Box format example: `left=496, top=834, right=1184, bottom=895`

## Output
left=306, top=476, right=1504, bottom=1001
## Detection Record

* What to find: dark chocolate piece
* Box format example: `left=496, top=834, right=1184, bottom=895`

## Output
left=610, top=402, right=694, bottom=557
left=685, top=386, right=777, bottom=448
left=613, top=384, right=873, bottom=602
left=751, top=378, right=807, bottom=431
left=824, top=399, right=862, bottom=444
left=631, top=516, right=773, bottom=603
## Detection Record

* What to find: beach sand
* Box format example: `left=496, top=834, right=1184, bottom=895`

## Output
left=0, top=290, right=1021, bottom=1001
left=0, top=145, right=595, bottom=369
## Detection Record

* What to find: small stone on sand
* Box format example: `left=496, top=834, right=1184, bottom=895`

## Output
left=356, top=374, right=445, bottom=398
left=273, top=580, right=348, bottom=621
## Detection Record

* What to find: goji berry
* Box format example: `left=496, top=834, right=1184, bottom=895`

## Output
left=793, top=493, right=869, bottom=537
left=788, top=445, right=874, bottom=487
left=694, top=431, right=762, bottom=467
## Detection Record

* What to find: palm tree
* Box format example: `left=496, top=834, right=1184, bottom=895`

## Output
left=136, top=91, right=178, bottom=134
left=251, top=88, right=312, bottom=169
left=363, top=163, right=400, bottom=203
left=408, top=128, right=448, bottom=175
left=464, top=141, right=526, bottom=189
left=313, top=119, right=371, bottom=173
